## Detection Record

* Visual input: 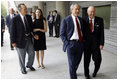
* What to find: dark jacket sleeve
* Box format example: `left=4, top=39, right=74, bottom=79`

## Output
left=6, top=16, right=9, bottom=27
left=100, top=18, right=104, bottom=46
left=60, top=18, right=68, bottom=52
left=1, top=17, right=5, bottom=30
left=57, top=14, right=60, bottom=25
left=82, top=17, right=88, bottom=41
left=47, top=15, right=49, bottom=21
left=10, top=17, right=17, bottom=44
left=27, top=15, right=35, bottom=37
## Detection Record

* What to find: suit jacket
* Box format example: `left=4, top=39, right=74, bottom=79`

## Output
left=6, top=14, right=16, bottom=33
left=83, top=16, right=104, bottom=47
left=61, top=15, right=85, bottom=52
left=10, top=14, right=33, bottom=48
left=1, top=16, right=5, bottom=31
left=54, top=14, right=60, bottom=26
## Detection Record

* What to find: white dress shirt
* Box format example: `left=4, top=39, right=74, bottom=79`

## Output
left=70, top=14, right=82, bottom=40
left=89, top=17, right=95, bottom=32
left=19, top=13, right=25, bottom=26
left=10, top=14, right=14, bottom=19
left=19, top=13, right=28, bottom=31
left=49, top=15, right=53, bottom=22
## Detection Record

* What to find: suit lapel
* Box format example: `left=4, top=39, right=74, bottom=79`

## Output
left=69, top=15, right=74, bottom=37
left=8, top=15, right=11, bottom=21
left=94, top=17, right=97, bottom=31
left=18, top=15, right=25, bottom=28
left=87, top=17, right=89, bottom=24
left=78, top=17, right=83, bottom=31
left=87, top=17, right=92, bottom=32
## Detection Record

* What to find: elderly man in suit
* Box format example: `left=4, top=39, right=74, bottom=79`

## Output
left=54, top=10, right=60, bottom=38
left=61, top=4, right=85, bottom=79
left=6, top=7, right=15, bottom=50
left=10, top=3, right=38, bottom=74
left=1, top=16, right=5, bottom=47
left=83, top=6, right=104, bottom=79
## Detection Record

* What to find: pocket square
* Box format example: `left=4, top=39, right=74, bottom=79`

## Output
left=95, top=24, right=99, bottom=27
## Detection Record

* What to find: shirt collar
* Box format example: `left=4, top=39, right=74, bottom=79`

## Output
left=55, top=14, right=57, bottom=17
left=89, top=17, right=95, bottom=20
left=10, top=14, right=13, bottom=16
left=71, top=14, right=78, bottom=19
left=20, top=13, right=25, bottom=19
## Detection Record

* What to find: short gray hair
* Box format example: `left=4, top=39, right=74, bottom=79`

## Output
left=70, top=4, right=80, bottom=10
left=87, top=6, right=95, bottom=13
left=9, top=7, right=14, bottom=11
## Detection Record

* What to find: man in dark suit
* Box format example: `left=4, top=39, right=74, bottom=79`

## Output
left=61, top=4, right=85, bottom=79
left=83, top=6, right=104, bottom=79
left=6, top=7, right=15, bottom=50
left=10, top=3, right=37, bottom=74
left=47, top=11, right=54, bottom=37
left=54, top=10, right=60, bottom=38
left=1, top=16, right=5, bottom=47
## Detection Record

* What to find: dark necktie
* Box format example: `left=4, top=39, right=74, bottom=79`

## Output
left=90, top=19, right=93, bottom=32
left=75, top=17, right=82, bottom=42
left=23, top=16, right=29, bottom=34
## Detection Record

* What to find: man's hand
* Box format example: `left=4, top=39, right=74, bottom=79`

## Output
left=34, top=35, right=39, bottom=40
left=100, top=45, right=103, bottom=50
left=57, top=24, right=59, bottom=26
left=2, top=29, right=5, bottom=32
left=12, top=43, right=17, bottom=47
left=50, top=21, right=52, bottom=23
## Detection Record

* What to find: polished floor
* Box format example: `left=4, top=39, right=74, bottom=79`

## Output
left=1, top=30, right=117, bottom=79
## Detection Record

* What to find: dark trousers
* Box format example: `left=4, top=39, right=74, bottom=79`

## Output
left=55, top=25, right=60, bottom=37
left=48, top=23, right=53, bottom=36
left=8, top=31, right=14, bottom=49
left=1, top=32, right=4, bottom=46
left=84, top=39, right=102, bottom=77
left=10, top=39, right=14, bottom=49
left=67, top=40, right=83, bottom=79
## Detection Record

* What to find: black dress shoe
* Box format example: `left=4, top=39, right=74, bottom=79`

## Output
left=93, top=73, right=96, bottom=77
left=22, top=70, right=27, bottom=74
left=26, top=66, right=35, bottom=71
left=85, top=75, right=91, bottom=79
left=30, top=67, right=35, bottom=71
left=1, top=45, right=3, bottom=47
left=56, top=36, right=59, bottom=38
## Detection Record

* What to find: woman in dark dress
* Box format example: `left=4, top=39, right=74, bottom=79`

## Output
left=33, top=9, right=47, bottom=69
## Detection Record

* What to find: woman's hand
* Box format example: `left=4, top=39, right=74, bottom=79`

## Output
left=34, top=35, right=39, bottom=40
